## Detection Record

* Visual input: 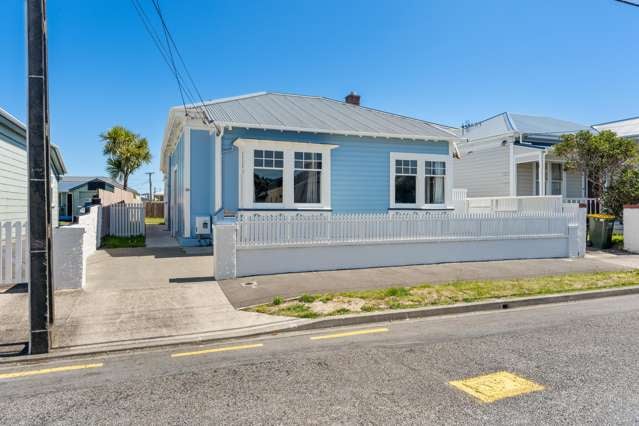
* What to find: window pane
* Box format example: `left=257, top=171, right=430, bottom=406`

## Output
left=551, top=181, right=562, bottom=195
left=395, top=159, right=417, bottom=175
left=254, top=158, right=263, bottom=167
left=265, top=150, right=274, bottom=159
left=395, top=176, right=416, bottom=204
left=254, top=169, right=283, bottom=203
left=295, top=152, right=303, bottom=161
left=295, top=160, right=304, bottom=169
left=294, top=170, right=321, bottom=203
left=274, top=151, right=284, bottom=160
left=264, top=158, right=273, bottom=168
left=425, top=161, right=446, bottom=176
left=425, top=176, right=445, bottom=204
left=254, top=150, right=264, bottom=159
left=274, top=159, right=284, bottom=168
left=295, top=152, right=322, bottom=170
left=551, top=163, right=562, bottom=180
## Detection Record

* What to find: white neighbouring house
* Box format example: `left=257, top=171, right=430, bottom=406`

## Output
left=454, top=112, right=598, bottom=212
left=593, top=116, right=639, bottom=144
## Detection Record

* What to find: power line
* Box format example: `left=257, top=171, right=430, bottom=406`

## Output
left=130, top=0, right=212, bottom=124
left=615, top=0, right=639, bottom=7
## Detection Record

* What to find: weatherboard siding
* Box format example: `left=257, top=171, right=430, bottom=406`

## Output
left=454, top=145, right=510, bottom=197
left=220, top=128, right=449, bottom=214
left=0, top=129, right=27, bottom=223
left=189, top=129, right=214, bottom=237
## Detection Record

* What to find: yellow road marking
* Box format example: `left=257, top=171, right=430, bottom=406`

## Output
left=310, top=327, right=389, bottom=340
left=449, top=371, right=544, bottom=403
left=171, top=343, right=264, bottom=358
left=0, top=363, right=103, bottom=380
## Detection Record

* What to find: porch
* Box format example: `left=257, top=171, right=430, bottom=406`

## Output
left=514, top=148, right=600, bottom=213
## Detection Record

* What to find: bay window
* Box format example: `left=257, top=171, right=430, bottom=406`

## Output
left=390, top=153, right=451, bottom=209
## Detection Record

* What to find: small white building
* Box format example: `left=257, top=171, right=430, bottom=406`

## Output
left=0, top=106, right=66, bottom=226
left=454, top=112, right=595, bottom=208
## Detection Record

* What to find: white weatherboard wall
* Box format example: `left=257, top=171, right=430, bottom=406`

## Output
left=53, top=206, right=100, bottom=289
left=454, top=144, right=511, bottom=197
left=0, top=138, right=27, bottom=223
left=624, top=206, right=639, bottom=253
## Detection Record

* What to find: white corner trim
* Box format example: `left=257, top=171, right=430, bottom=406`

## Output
left=389, top=152, right=452, bottom=210
left=215, top=129, right=223, bottom=212
left=183, top=128, right=191, bottom=237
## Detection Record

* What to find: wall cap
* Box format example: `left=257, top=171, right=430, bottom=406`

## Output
left=624, top=204, right=639, bottom=209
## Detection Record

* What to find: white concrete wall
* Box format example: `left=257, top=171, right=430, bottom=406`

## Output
left=53, top=206, right=100, bottom=289
left=234, top=237, right=571, bottom=277
left=624, top=206, right=639, bottom=253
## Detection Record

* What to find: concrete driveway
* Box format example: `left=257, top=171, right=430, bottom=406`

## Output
left=0, top=244, right=301, bottom=352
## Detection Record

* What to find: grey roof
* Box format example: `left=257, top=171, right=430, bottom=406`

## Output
left=183, top=92, right=458, bottom=141
left=593, top=116, right=639, bottom=139
left=462, top=112, right=592, bottom=140
left=59, top=176, right=139, bottom=194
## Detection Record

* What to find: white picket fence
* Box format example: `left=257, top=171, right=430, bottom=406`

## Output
left=0, top=221, right=28, bottom=284
left=107, top=203, right=145, bottom=237
left=237, top=211, right=571, bottom=248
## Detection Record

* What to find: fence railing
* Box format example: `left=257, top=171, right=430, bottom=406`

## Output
left=144, top=201, right=164, bottom=218
left=237, top=212, right=570, bottom=248
left=464, top=195, right=564, bottom=214
left=564, top=197, right=600, bottom=214
left=0, top=221, right=28, bottom=284
left=106, top=203, right=145, bottom=237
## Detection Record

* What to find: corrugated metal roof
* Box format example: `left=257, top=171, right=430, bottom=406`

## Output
left=183, top=92, right=458, bottom=141
left=593, top=116, right=639, bottom=139
left=462, top=112, right=591, bottom=141
left=59, top=176, right=138, bottom=194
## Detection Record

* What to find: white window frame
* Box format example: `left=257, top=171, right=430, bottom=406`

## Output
left=389, top=152, right=452, bottom=210
left=234, top=139, right=338, bottom=210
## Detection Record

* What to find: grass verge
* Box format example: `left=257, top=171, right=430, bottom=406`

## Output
left=145, top=217, right=165, bottom=225
left=247, top=270, right=639, bottom=318
left=101, top=235, right=145, bottom=248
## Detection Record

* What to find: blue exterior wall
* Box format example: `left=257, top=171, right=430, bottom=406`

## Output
left=221, top=128, right=449, bottom=213
left=168, top=126, right=450, bottom=246
left=168, top=132, right=185, bottom=237
left=188, top=129, right=214, bottom=239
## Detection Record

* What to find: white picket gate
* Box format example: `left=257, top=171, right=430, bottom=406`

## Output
left=107, top=203, right=145, bottom=237
left=0, top=221, right=28, bottom=284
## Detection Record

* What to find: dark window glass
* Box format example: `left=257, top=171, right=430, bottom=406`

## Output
left=395, top=176, right=416, bottom=204
left=254, top=169, right=283, bottom=203
left=294, top=171, right=321, bottom=203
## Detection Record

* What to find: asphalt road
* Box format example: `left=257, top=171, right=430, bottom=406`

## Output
left=2, top=295, right=639, bottom=425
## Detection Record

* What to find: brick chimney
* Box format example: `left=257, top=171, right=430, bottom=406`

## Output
left=345, top=91, right=360, bottom=106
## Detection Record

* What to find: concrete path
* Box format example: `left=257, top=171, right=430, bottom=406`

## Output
left=144, top=224, right=178, bottom=248
left=218, top=252, right=639, bottom=308
left=0, top=245, right=299, bottom=351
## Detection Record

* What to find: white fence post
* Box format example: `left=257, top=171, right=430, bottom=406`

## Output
left=0, top=220, right=28, bottom=284
left=624, top=205, right=639, bottom=253
left=214, top=221, right=237, bottom=279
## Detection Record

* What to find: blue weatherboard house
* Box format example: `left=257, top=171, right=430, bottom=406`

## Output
left=160, top=92, right=459, bottom=246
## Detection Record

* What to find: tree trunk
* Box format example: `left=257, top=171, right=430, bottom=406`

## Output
left=123, top=174, right=128, bottom=191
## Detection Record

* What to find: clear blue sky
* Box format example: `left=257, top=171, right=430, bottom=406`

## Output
left=2, top=0, right=638, bottom=195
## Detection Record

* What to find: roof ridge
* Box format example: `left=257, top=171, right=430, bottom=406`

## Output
left=317, top=96, right=459, bottom=137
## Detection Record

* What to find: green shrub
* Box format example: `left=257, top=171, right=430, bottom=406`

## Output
left=272, top=296, right=284, bottom=306
left=299, top=294, right=316, bottom=303
left=384, top=287, right=410, bottom=297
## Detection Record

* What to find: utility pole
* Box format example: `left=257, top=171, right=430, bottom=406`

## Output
left=145, top=172, right=154, bottom=201
left=27, top=0, right=52, bottom=354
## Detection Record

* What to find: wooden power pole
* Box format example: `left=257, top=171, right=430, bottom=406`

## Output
left=27, top=0, right=53, bottom=354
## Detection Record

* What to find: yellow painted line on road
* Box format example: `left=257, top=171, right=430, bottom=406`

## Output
left=0, top=363, right=103, bottom=380
left=171, top=343, right=264, bottom=358
left=449, top=371, right=544, bottom=403
left=310, top=327, right=389, bottom=341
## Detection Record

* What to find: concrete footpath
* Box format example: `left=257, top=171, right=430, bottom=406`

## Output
left=218, top=251, right=639, bottom=308
left=0, top=243, right=302, bottom=354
